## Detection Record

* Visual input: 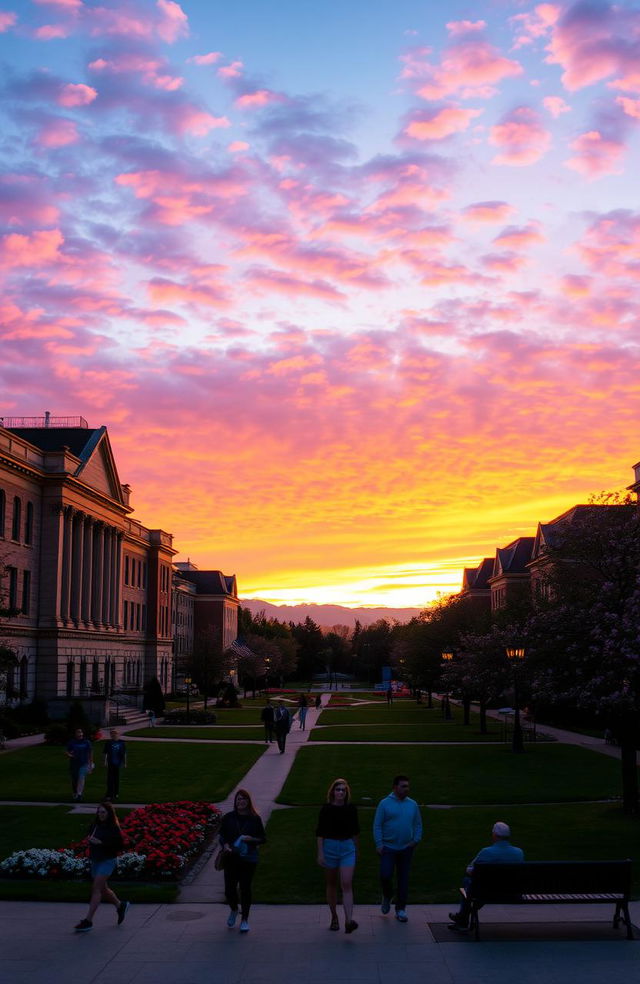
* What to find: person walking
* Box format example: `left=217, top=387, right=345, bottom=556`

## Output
left=448, top=821, right=524, bottom=930
left=74, top=801, right=130, bottom=932
left=260, top=697, right=275, bottom=744
left=65, top=727, right=94, bottom=802
left=373, top=774, right=422, bottom=923
left=103, top=729, right=127, bottom=801
left=316, top=778, right=360, bottom=934
left=297, top=693, right=308, bottom=730
left=315, top=693, right=321, bottom=710
left=274, top=700, right=291, bottom=753
left=218, top=789, right=266, bottom=933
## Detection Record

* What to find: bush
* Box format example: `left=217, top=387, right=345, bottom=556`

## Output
left=44, top=723, right=70, bottom=746
left=0, top=717, right=20, bottom=740
left=162, top=709, right=217, bottom=725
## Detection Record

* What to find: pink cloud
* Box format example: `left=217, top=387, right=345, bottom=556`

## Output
left=36, top=117, right=80, bottom=147
left=33, top=0, right=81, bottom=7
left=565, top=130, right=624, bottom=178
left=244, top=266, right=346, bottom=303
left=446, top=20, right=486, bottom=36
left=0, top=175, right=61, bottom=227
left=57, top=82, right=97, bottom=106
left=189, top=52, right=222, bottom=66
left=493, top=222, right=544, bottom=250
left=573, top=210, right=640, bottom=277
left=404, top=106, right=483, bottom=140
left=156, top=0, right=188, bottom=43
left=546, top=2, right=640, bottom=92
left=0, top=11, right=16, bottom=31
left=235, top=89, right=282, bottom=109
left=173, top=106, right=230, bottom=135
left=490, top=106, right=551, bottom=165
left=229, top=140, right=250, bottom=152
left=218, top=60, right=244, bottom=79
left=0, top=229, right=64, bottom=268
left=481, top=251, right=527, bottom=273
left=559, top=274, right=592, bottom=297
left=402, top=32, right=522, bottom=101
left=35, top=24, right=69, bottom=39
left=147, top=277, right=229, bottom=309
left=543, top=95, right=570, bottom=117
left=462, top=201, right=516, bottom=223
left=510, top=4, right=560, bottom=48
left=616, top=96, right=640, bottom=119
left=88, top=53, right=183, bottom=91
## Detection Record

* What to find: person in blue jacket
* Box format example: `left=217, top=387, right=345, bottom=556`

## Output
left=448, top=821, right=524, bottom=930
left=373, top=774, right=422, bottom=923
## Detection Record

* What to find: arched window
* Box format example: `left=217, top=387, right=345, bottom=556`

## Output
left=11, top=496, right=21, bottom=541
left=0, top=489, right=5, bottom=537
left=25, top=502, right=34, bottom=545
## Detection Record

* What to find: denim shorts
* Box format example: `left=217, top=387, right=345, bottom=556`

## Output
left=91, top=857, right=116, bottom=878
left=322, top=838, right=356, bottom=869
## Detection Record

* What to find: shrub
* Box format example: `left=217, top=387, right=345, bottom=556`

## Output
left=44, top=723, right=70, bottom=745
left=162, top=709, right=217, bottom=725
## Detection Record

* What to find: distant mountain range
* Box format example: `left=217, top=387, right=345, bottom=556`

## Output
left=239, top=598, right=422, bottom=629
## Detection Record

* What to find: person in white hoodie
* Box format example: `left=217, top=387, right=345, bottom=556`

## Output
left=372, top=774, right=423, bottom=923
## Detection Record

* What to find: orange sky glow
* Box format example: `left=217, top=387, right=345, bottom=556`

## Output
left=2, top=1, right=639, bottom=609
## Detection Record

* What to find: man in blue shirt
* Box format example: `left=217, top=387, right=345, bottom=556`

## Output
left=65, top=728, right=93, bottom=802
left=449, top=821, right=524, bottom=929
left=103, top=728, right=127, bottom=800
left=373, top=774, right=423, bottom=923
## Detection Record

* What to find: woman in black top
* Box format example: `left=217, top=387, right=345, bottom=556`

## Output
left=74, top=801, right=129, bottom=932
left=316, top=777, right=360, bottom=934
left=219, top=788, right=266, bottom=933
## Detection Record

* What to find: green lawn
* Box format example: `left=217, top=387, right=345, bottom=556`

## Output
left=318, top=704, right=445, bottom=725
left=278, top=744, right=628, bottom=805
left=255, top=802, right=640, bottom=904
left=310, top=724, right=504, bottom=742
left=131, top=727, right=265, bottom=741
left=0, top=742, right=265, bottom=804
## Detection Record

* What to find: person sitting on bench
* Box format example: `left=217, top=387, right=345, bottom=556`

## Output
left=449, top=821, right=524, bottom=930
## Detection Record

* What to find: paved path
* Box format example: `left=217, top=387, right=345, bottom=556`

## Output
left=1, top=900, right=637, bottom=984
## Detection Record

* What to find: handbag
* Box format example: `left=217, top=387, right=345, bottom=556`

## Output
left=214, top=847, right=227, bottom=871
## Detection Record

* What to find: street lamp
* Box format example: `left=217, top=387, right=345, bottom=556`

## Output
left=264, top=657, right=270, bottom=694
left=441, top=651, right=454, bottom=720
left=506, top=647, right=525, bottom=753
left=184, top=675, right=192, bottom=723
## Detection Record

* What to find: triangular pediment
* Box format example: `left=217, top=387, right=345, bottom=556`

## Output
left=75, top=428, right=125, bottom=504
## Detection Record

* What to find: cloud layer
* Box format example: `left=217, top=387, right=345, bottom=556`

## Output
left=1, top=0, right=639, bottom=607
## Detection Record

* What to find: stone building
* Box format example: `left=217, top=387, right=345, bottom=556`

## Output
left=0, top=415, right=175, bottom=722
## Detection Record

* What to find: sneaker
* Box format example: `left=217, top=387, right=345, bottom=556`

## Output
left=345, top=920, right=358, bottom=934
left=239, top=920, right=250, bottom=933
left=395, top=909, right=408, bottom=923
left=117, top=901, right=130, bottom=925
left=74, top=919, right=93, bottom=933
left=227, top=910, right=238, bottom=928
left=381, top=897, right=391, bottom=915
left=448, top=912, right=469, bottom=930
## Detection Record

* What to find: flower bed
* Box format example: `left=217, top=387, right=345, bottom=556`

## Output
left=0, top=801, right=220, bottom=882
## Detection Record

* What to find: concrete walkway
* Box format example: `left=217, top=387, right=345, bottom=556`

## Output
left=180, top=697, right=326, bottom=902
left=1, top=900, right=637, bottom=984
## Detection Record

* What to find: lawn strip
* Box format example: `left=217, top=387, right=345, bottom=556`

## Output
left=309, top=724, right=503, bottom=742
left=0, top=743, right=265, bottom=804
left=277, top=744, right=627, bottom=806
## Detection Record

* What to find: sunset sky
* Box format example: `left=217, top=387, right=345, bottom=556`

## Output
left=1, top=0, right=639, bottom=609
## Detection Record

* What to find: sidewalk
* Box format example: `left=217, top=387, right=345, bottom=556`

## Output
left=0, top=900, right=637, bottom=984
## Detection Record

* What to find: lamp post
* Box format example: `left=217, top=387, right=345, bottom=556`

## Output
left=441, top=651, right=453, bottom=720
left=506, top=647, right=525, bottom=753
left=264, top=657, right=270, bottom=694
left=184, top=675, right=192, bottom=724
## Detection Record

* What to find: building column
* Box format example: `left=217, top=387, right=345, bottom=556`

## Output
left=102, top=527, right=113, bottom=626
left=92, top=523, right=104, bottom=626
left=81, top=516, right=93, bottom=625
left=113, top=532, right=123, bottom=629
left=70, top=511, right=84, bottom=624
left=60, top=506, right=73, bottom=624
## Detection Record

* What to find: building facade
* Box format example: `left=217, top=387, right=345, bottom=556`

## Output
left=0, top=415, right=238, bottom=721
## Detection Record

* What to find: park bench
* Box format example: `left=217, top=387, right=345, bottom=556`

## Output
left=464, top=860, right=634, bottom=940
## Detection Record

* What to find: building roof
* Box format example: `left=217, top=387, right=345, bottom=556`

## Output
left=531, top=504, right=636, bottom=560
left=180, top=570, right=238, bottom=598
left=462, top=557, right=493, bottom=591
left=8, top=426, right=102, bottom=459
left=491, top=536, right=535, bottom=578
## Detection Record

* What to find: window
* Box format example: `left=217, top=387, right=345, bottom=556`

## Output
left=25, top=502, right=34, bottom=545
left=0, top=489, right=5, bottom=537
left=11, top=497, right=21, bottom=541
left=123, top=600, right=128, bottom=629
left=79, top=661, right=87, bottom=691
left=92, top=660, right=99, bottom=691
left=124, top=555, right=130, bottom=585
left=8, top=567, right=18, bottom=610
left=21, top=570, right=31, bottom=615
left=66, top=662, right=74, bottom=697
